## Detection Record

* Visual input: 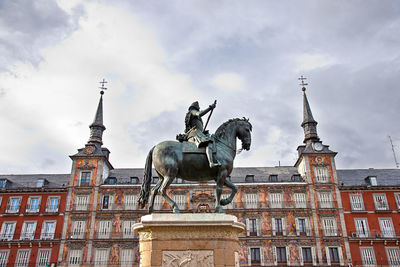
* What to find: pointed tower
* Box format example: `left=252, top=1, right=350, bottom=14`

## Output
left=88, top=91, right=106, bottom=145
left=301, top=87, right=320, bottom=144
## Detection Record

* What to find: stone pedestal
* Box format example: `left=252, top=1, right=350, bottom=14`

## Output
left=133, top=213, right=245, bottom=267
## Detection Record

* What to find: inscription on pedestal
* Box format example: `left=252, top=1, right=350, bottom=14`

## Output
left=162, top=250, right=214, bottom=267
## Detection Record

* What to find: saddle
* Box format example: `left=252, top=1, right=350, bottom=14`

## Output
left=177, top=134, right=217, bottom=154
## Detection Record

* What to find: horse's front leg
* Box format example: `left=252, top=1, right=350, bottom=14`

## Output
left=148, top=177, right=163, bottom=214
left=215, top=170, right=228, bottom=213
left=220, top=179, right=237, bottom=206
left=159, top=176, right=179, bottom=213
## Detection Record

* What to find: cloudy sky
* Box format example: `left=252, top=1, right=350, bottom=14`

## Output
left=0, top=0, right=399, bottom=174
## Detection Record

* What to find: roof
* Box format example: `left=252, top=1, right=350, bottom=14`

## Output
left=337, top=168, right=400, bottom=187
left=0, top=174, right=69, bottom=190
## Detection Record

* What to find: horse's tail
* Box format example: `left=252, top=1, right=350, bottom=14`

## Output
left=138, top=146, right=155, bottom=209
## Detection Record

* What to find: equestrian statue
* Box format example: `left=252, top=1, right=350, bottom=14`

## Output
left=138, top=100, right=252, bottom=213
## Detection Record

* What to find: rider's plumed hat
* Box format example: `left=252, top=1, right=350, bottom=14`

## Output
left=189, top=101, right=200, bottom=110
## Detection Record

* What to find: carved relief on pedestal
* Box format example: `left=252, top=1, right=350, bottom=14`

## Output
left=162, top=250, right=213, bottom=267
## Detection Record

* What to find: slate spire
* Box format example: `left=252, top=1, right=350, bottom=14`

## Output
left=301, top=87, right=320, bottom=143
left=88, top=91, right=106, bottom=145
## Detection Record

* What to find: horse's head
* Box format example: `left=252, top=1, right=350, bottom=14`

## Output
left=236, top=118, right=252, bottom=151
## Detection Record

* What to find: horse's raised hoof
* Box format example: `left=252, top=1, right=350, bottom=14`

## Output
left=215, top=206, right=225, bottom=213
left=220, top=199, right=230, bottom=206
left=173, top=208, right=180, bottom=214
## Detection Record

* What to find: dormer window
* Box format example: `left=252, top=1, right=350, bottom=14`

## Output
left=269, top=175, right=278, bottom=182
left=107, top=177, right=116, bottom=184
left=0, top=179, right=8, bottom=188
left=245, top=175, right=255, bottom=183
left=365, top=176, right=377, bottom=186
left=36, top=179, right=45, bottom=188
left=152, top=177, right=159, bottom=184
left=292, top=175, right=302, bottom=182
left=176, top=178, right=183, bottom=184
left=130, top=177, right=139, bottom=184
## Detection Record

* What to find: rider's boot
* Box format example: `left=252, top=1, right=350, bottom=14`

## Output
left=206, top=146, right=221, bottom=168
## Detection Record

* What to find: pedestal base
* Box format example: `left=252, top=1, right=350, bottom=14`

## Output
left=133, top=213, right=245, bottom=267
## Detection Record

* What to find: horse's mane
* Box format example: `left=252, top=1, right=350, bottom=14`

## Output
left=214, top=118, right=252, bottom=139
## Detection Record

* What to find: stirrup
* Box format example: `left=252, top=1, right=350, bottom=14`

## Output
left=209, top=162, right=222, bottom=168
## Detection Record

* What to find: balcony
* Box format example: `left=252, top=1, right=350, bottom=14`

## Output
left=94, top=231, right=137, bottom=239
left=44, top=204, right=59, bottom=213
left=349, top=230, right=400, bottom=239
left=5, top=204, right=20, bottom=214
left=0, top=233, right=61, bottom=242
left=0, top=233, right=14, bottom=241
left=70, top=231, right=86, bottom=240
left=24, top=204, right=40, bottom=214
left=233, top=201, right=313, bottom=210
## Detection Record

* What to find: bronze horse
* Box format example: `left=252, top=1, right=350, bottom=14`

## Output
left=138, top=118, right=252, bottom=213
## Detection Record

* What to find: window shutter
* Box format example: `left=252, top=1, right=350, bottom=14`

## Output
left=311, top=247, right=317, bottom=266
left=286, top=246, right=290, bottom=266
left=272, top=218, right=276, bottom=236
left=282, top=217, right=286, bottom=236
left=326, top=248, right=331, bottom=265
left=273, top=246, right=277, bottom=266
left=260, top=246, right=265, bottom=266
left=40, top=222, right=46, bottom=239
left=246, top=218, right=250, bottom=236
left=295, top=218, right=300, bottom=236
left=299, top=247, right=304, bottom=266
left=257, top=219, right=261, bottom=236
left=338, top=247, right=344, bottom=266
left=33, top=222, right=37, bottom=239
left=306, top=218, right=311, bottom=236
left=247, top=247, right=251, bottom=266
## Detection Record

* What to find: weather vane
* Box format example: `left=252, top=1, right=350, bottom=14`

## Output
left=99, top=78, right=108, bottom=95
left=298, top=75, right=308, bottom=91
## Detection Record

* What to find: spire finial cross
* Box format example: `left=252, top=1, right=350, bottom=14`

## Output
left=99, top=78, right=108, bottom=95
left=298, top=75, right=308, bottom=92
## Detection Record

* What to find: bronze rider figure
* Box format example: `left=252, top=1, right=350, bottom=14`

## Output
left=185, top=101, right=221, bottom=168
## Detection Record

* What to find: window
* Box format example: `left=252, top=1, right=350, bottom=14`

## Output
left=379, top=218, right=395, bottom=237
left=0, top=250, right=9, bottom=267
left=350, top=194, right=364, bottom=211
left=152, top=177, right=159, bottom=184
left=272, top=217, right=286, bottom=236
left=314, top=166, right=329, bottom=183
left=269, top=175, right=278, bottom=182
left=302, top=247, right=312, bottom=263
left=329, top=247, right=339, bottom=264
left=269, top=192, right=283, bottom=208
left=386, top=247, right=400, bottom=267
left=20, top=221, right=36, bottom=240
left=15, top=249, right=30, bottom=267
left=80, top=171, right=91, bottom=186
left=124, top=194, right=137, bottom=210
left=68, top=249, right=82, bottom=266
left=122, top=220, right=135, bottom=238
left=107, top=177, right=116, bottom=184
left=318, top=191, right=333, bottom=208
left=276, top=247, right=287, bottom=263
left=374, top=194, right=389, bottom=210
left=0, top=222, right=16, bottom=241
left=322, top=217, right=337, bottom=236
left=292, top=174, right=302, bottom=182
left=395, top=193, right=400, bottom=209
left=244, top=193, right=258, bottom=209
left=0, top=179, right=8, bottom=188
left=94, top=248, right=109, bottom=266
left=355, top=218, right=369, bottom=237
left=36, top=178, right=45, bottom=187
left=296, top=218, right=308, bottom=236
left=71, top=220, right=86, bottom=239
left=366, top=176, right=378, bottom=186
left=221, top=194, right=234, bottom=209
left=6, top=197, right=21, bottom=213
left=247, top=219, right=258, bottom=236
left=36, top=249, right=51, bottom=267
left=98, top=221, right=111, bottom=239
left=26, top=197, right=41, bottom=213
left=75, top=195, right=89, bottom=210
left=130, top=177, right=139, bottom=184
left=46, top=197, right=59, bottom=212
left=173, top=194, right=186, bottom=210
left=360, top=247, right=376, bottom=266
left=120, top=248, right=134, bottom=266
left=250, top=248, right=260, bottom=264
left=176, top=178, right=183, bottom=184
left=245, top=175, right=255, bottom=183
left=294, top=193, right=307, bottom=208
left=41, top=221, right=56, bottom=239
left=154, top=195, right=162, bottom=210
left=101, top=195, right=114, bottom=210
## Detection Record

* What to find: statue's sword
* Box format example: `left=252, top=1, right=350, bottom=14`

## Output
left=203, top=100, right=216, bottom=132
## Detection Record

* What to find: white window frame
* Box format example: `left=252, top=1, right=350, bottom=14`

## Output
left=318, top=191, right=333, bottom=208
left=15, top=249, right=31, bottom=267
left=247, top=246, right=264, bottom=266
left=294, top=193, right=307, bottom=208
left=245, top=193, right=258, bottom=209
left=373, top=193, right=389, bottom=210
left=71, top=220, right=86, bottom=239
left=6, top=197, right=22, bottom=213
left=124, top=194, right=137, bottom=210
left=122, top=220, right=135, bottom=238
left=75, top=195, right=89, bottom=211
left=350, top=194, right=364, bottom=211
left=354, top=218, right=370, bottom=237
left=97, top=220, right=111, bottom=239
left=120, top=248, right=134, bottom=266
left=46, top=196, right=60, bottom=212
left=394, top=193, right=400, bottom=210
left=101, top=194, right=114, bottom=210
left=273, top=246, right=289, bottom=265
left=298, top=246, right=317, bottom=266
left=36, top=249, right=51, bottom=267
left=269, top=192, right=283, bottom=209
left=68, top=249, right=82, bottom=266
left=314, top=166, right=329, bottom=183
left=322, top=217, right=337, bottom=236
left=79, top=171, right=92, bottom=186
left=245, top=218, right=260, bottom=237
left=26, top=196, right=41, bottom=213
left=295, top=217, right=311, bottom=236
left=173, top=194, right=186, bottom=210
left=272, top=217, right=286, bottom=236
left=379, top=218, right=395, bottom=237
left=20, top=221, right=37, bottom=240
left=386, top=247, right=400, bottom=267
left=360, top=247, right=377, bottom=267
left=0, top=250, right=10, bottom=267
left=40, top=221, right=56, bottom=240
left=94, top=248, right=109, bottom=266
left=325, top=246, right=344, bottom=266
left=0, top=221, right=16, bottom=241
